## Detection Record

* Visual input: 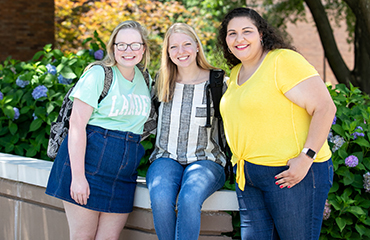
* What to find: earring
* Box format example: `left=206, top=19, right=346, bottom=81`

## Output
left=197, top=49, right=199, bottom=52
left=260, top=39, right=264, bottom=46
left=227, top=48, right=232, bottom=54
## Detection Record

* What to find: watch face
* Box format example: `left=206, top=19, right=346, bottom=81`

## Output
left=306, top=149, right=316, bottom=158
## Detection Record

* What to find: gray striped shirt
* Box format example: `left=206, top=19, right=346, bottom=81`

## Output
left=149, top=81, right=226, bottom=167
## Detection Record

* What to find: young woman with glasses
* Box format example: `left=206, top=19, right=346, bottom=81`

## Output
left=46, top=20, right=152, bottom=239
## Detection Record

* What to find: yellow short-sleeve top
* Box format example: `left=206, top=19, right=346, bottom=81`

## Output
left=220, top=49, right=332, bottom=190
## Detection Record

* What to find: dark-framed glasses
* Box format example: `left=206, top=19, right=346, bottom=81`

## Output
left=114, top=42, right=144, bottom=51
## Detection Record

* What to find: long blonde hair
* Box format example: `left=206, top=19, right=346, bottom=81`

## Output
left=156, top=23, right=217, bottom=102
left=86, top=20, right=150, bottom=71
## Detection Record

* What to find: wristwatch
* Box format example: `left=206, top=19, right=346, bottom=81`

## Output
left=302, top=148, right=317, bottom=160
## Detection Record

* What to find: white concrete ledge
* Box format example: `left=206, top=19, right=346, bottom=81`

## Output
left=0, top=152, right=239, bottom=211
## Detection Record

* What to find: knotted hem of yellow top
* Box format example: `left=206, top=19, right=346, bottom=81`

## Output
left=234, top=158, right=246, bottom=191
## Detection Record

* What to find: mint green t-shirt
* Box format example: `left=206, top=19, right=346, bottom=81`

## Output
left=70, top=65, right=151, bottom=134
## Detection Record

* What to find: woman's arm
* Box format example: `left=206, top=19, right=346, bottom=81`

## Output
left=68, top=98, right=94, bottom=204
left=275, top=75, right=336, bottom=188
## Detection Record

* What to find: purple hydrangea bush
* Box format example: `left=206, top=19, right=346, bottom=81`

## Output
left=321, top=84, right=370, bottom=239
left=0, top=43, right=99, bottom=159
left=32, top=85, right=48, bottom=100
left=94, top=49, right=104, bottom=60
left=15, top=78, right=29, bottom=88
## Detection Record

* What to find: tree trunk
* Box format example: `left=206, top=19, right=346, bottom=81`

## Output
left=344, top=0, right=370, bottom=57
left=353, top=16, right=370, bottom=93
left=304, top=0, right=352, bottom=85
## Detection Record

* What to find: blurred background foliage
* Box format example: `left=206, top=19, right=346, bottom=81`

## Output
left=55, top=0, right=233, bottom=74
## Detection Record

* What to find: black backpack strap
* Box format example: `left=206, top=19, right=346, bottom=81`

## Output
left=206, top=69, right=225, bottom=127
left=136, top=63, right=158, bottom=141
left=207, top=69, right=234, bottom=183
left=99, top=65, right=113, bottom=103
left=88, top=63, right=113, bottom=103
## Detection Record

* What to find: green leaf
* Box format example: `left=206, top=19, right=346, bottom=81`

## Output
left=52, top=49, right=64, bottom=58
left=342, top=188, right=352, bottom=198
left=363, top=157, right=370, bottom=171
left=363, top=218, right=370, bottom=226
left=29, top=118, right=43, bottom=132
left=43, top=44, right=52, bottom=52
left=46, top=103, right=55, bottom=114
left=355, top=224, right=367, bottom=236
left=67, top=58, right=78, bottom=66
left=3, top=105, right=15, bottom=119
left=60, top=66, right=77, bottom=79
left=9, top=122, right=18, bottom=135
left=335, top=166, right=348, bottom=176
left=20, top=106, right=31, bottom=114
left=82, top=37, right=93, bottom=45
left=354, top=140, right=368, bottom=151
left=141, top=139, right=153, bottom=151
left=336, top=217, right=346, bottom=232
left=348, top=206, right=366, bottom=216
left=351, top=174, right=365, bottom=189
left=14, top=145, right=24, bottom=156
left=26, top=147, right=37, bottom=157
left=5, top=143, right=14, bottom=152
left=34, top=107, right=46, bottom=116
left=10, top=133, right=19, bottom=144
left=329, top=181, right=339, bottom=193
left=0, top=135, right=11, bottom=147
left=343, top=171, right=355, bottom=185
left=332, top=124, right=345, bottom=136
left=31, top=51, right=44, bottom=61
left=338, top=149, right=348, bottom=159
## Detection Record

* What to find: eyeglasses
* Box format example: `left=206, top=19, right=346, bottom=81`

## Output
left=114, top=42, right=144, bottom=51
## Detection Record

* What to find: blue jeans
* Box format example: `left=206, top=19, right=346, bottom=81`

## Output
left=146, top=158, right=226, bottom=240
left=235, top=159, right=333, bottom=240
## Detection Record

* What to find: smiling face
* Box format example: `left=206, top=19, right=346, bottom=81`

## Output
left=168, top=32, right=199, bottom=68
left=226, top=16, right=263, bottom=63
left=114, top=28, right=145, bottom=69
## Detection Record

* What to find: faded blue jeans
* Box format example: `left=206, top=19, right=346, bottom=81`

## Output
left=235, top=159, right=333, bottom=240
left=146, top=158, right=226, bottom=240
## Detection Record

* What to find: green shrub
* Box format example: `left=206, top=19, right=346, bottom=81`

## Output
left=321, top=84, right=370, bottom=239
left=0, top=45, right=88, bottom=159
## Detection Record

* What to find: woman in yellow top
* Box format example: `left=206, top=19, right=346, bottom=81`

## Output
left=217, top=7, right=336, bottom=240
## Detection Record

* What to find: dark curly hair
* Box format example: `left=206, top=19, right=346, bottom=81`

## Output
left=217, top=7, right=295, bottom=68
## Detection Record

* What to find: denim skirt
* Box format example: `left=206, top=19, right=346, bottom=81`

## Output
left=45, top=125, right=145, bottom=213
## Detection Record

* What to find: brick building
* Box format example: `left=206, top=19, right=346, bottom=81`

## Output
left=0, top=0, right=55, bottom=62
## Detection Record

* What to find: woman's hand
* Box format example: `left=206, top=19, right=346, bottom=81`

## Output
left=274, top=154, right=313, bottom=189
left=70, top=174, right=90, bottom=205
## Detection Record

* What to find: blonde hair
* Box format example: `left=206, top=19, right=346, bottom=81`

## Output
left=86, top=20, right=150, bottom=71
left=156, top=23, right=217, bottom=102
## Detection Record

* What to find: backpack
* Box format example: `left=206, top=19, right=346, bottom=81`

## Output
left=47, top=63, right=152, bottom=159
left=206, top=69, right=234, bottom=183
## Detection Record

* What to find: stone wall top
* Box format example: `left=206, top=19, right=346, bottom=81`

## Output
left=0, top=152, right=239, bottom=211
